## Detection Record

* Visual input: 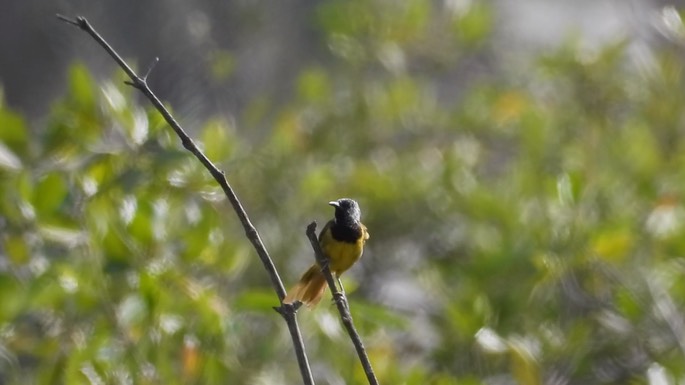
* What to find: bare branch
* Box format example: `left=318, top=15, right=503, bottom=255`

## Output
left=58, top=14, right=314, bottom=385
left=305, top=222, right=379, bottom=385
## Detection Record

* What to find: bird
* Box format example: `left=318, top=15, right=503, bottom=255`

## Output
left=284, top=198, right=369, bottom=307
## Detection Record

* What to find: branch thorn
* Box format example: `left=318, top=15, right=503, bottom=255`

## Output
left=56, top=13, right=80, bottom=26
left=143, top=57, right=160, bottom=80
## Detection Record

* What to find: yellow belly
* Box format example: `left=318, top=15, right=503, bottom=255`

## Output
left=320, top=232, right=364, bottom=275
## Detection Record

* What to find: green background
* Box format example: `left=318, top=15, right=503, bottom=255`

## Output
left=2, top=2, right=685, bottom=384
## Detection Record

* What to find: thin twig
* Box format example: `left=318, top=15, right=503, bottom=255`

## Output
left=57, top=14, right=314, bottom=385
left=305, top=222, right=379, bottom=385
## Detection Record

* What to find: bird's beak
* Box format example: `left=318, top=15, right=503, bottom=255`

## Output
left=328, top=200, right=339, bottom=207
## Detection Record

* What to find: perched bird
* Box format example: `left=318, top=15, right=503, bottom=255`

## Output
left=284, top=198, right=369, bottom=307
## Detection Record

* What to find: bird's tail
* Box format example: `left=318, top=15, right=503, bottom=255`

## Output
left=283, top=264, right=327, bottom=307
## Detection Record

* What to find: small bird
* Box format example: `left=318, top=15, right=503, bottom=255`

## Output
left=284, top=198, right=369, bottom=307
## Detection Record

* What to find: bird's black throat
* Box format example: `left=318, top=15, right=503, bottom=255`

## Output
left=330, top=220, right=363, bottom=244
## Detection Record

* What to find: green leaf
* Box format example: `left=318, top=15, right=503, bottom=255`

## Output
left=201, top=118, right=233, bottom=161
left=509, top=340, right=541, bottom=385
left=69, top=63, right=96, bottom=110
left=297, top=67, right=332, bottom=105
left=0, top=107, right=28, bottom=156
left=33, top=172, right=68, bottom=216
left=102, top=227, right=134, bottom=270
left=3, top=234, right=30, bottom=264
left=233, top=290, right=279, bottom=312
left=0, top=273, right=23, bottom=321
left=128, top=198, right=153, bottom=246
left=453, top=2, right=493, bottom=46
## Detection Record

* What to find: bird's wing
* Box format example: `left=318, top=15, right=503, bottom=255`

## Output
left=318, top=219, right=334, bottom=242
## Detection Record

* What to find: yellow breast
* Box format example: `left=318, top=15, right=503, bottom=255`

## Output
left=319, top=225, right=368, bottom=275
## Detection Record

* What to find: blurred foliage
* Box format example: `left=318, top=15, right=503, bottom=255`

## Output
left=3, top=1, right=685, bottom=385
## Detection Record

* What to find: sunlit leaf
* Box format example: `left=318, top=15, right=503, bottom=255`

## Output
left=591, top=228, right=633, bottom=263
left=39, top=224, right=88, bottom=248
left=509, top=340, right=541, bottom=385
left=0, top=141, right=22, bottom=171
left=117, top=294, right=147, bottom=330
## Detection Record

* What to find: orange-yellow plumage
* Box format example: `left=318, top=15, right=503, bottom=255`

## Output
left=284, top=199, right=369, bottom=307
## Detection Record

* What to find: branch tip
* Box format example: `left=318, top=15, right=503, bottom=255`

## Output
left=306, top=221, right=317, bottom=235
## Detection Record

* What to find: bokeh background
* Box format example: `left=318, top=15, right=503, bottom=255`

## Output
left=3, top=0, right=685, bottom=384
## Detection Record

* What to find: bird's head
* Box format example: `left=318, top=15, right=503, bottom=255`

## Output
left=329, top=198, right=361, bottom=223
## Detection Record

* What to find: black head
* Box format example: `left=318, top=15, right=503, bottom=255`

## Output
left=329, top=198, right=361, bottom=223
